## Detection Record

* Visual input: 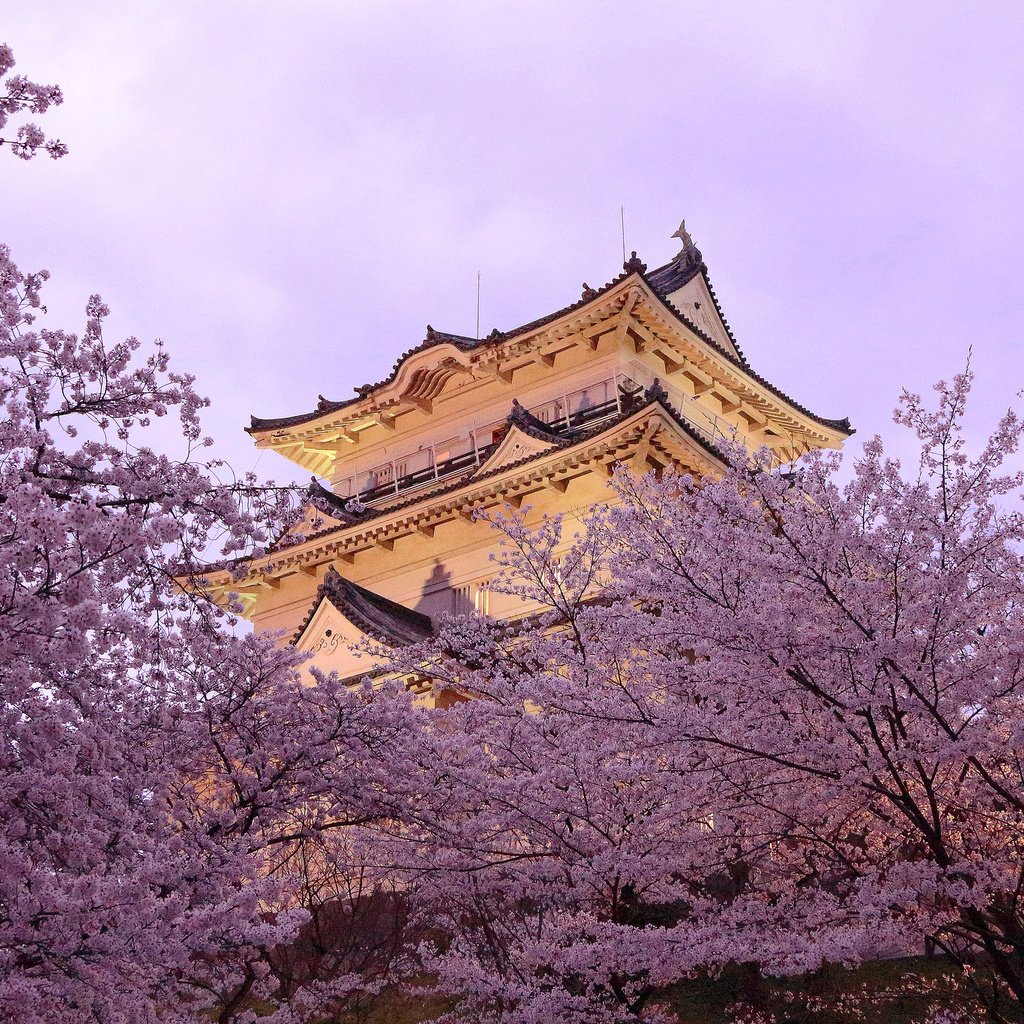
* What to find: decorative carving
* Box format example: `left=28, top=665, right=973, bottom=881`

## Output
left=671, top=219, right=694, bottom=250
left=644, top=377, right=669, bottom=405
left=671, top=219, right=703, bottom=268
left=619, top=380, right=643, bottom=414
left=580, top=282, right=598, bottom=301
left=310, top=628, right=341, bottom=655
left=486, top=328, right=505, bottom=341
left=623, top=251, right=647, bottom=274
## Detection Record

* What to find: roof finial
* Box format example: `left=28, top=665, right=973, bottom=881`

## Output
left=643, top=377, right=669, bottom=406
left=671, top=219, right=702, bottom=267
left=671, top=219, right=694, bottom=250
left=623, top=250, right=647, bottom=274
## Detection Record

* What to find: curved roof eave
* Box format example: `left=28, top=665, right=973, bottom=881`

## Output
left=291, top=566, right=434, bottom=647
left=646, top=287, right=853, bottom=437
left=246, top=262, right=648, bottom=436
left=260, top=394, right=731, bottom=559
left=247, top=251, right=851, bottom=439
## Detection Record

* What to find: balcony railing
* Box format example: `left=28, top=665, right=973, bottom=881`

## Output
left=336, top=373, right=645, bottom=505
left=333, top=368, right=767, bottom=507
left=355, top=448, right=480, bottom=504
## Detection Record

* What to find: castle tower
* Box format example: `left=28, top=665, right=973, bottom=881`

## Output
left=209, top=228, right=851, bottom=683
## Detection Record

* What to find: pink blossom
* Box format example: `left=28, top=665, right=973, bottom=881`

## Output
left=0, top=46, right=65, bottom=160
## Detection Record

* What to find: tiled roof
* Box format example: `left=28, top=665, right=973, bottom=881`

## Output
left=649, top=288, right=852, bottom=436
left=274, top=388, right=729, bottom=556
left=502, top=399, right=568, bottom=443
left=248, top=258, right=647, bottom=433
left=247, top=245, right=849, bottom=437
left=292, top=566, right=434, bottom=647
left=307, top=478, right=371, bottom=524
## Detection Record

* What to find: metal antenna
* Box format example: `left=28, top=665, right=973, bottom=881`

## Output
left=476, top=270, right=481, bottom=340
left=620, top=206, right=626, bottom=263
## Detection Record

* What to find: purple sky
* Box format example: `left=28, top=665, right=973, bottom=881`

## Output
left=4, top=3, right=1023, bottom=480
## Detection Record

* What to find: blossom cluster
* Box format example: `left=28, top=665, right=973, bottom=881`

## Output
left=362, top=368, right=1024, bottom=1023
left=0, top=238, right=423, bottom=1024
left=0, top=43, right=67, bottom=159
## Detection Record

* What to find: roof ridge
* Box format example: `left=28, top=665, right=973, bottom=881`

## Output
left=247, top=260, right=644, bottom=434
left=505, top=398, right=568, bottom=443
left=308, top=478, right=371, bottom=523
left=247, top=248, right=850, bottom=440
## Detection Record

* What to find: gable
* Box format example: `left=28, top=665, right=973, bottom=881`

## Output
left=294, top=597, right=388, bottom=682
left=289, top=567, right=434, bottom=683
left=472, top=422, right=560, bottom=479
left=662, top=272, right=740, bottom=360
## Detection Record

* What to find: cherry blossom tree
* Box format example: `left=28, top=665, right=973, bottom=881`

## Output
left=374, top=370, right=1020, bottom=1024
left=599, top=372, right=1024, bottom=1021
left=371, top=517, right=734, bottom=1024
left=0, top=43, right=67, bottom=159
left=0, top=45, right=425, bottom=1023
left=4, top=39, right=1016, bottom=1024
left=0, top=215, right=416, bottom=1024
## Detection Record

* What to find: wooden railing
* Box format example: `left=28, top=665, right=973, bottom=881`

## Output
left=336, top=369, right=765, bottom=506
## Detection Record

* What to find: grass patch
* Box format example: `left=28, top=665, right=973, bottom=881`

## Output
left=660, top=956, right=1010, bottom=1023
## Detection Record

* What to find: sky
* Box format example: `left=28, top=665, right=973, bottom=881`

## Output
left=3, top=2, right=1023, bottom=481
